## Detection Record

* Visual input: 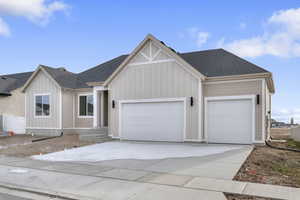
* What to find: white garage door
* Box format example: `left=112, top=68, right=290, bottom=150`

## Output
left=206, top=98, right=254, bottom=144
left=2, top=115, right=26, bottom=134
left=121, top=101, right=184, bottom=142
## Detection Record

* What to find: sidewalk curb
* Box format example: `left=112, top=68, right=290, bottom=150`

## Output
left=0, top=181, right=98, bottom=200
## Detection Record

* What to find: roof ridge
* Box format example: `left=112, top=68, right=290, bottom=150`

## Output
left=0, top=71, right=33, bottom=78
left=179, top=48, right=224, bottom=55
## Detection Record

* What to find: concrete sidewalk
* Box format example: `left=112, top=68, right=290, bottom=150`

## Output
left=0, top=157, right=299, bottom=200
left=0, top=165, right=226, bottom=200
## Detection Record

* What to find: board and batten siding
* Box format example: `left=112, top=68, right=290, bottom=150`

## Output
left=25, top=70, right=60, bottom=129
left=74, top=91, right=93, bottom=128
left=203, top=79, right=263, bottom=141
left=108, top=60, right=200, bottom=140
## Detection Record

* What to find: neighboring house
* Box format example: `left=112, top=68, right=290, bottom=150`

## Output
left=0, top=72, right=33, bottom=134
left=3, top=34, right=275, bottom=144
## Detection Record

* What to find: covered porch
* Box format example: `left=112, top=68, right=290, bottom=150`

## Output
left=93, top=86, right=109, bottom=129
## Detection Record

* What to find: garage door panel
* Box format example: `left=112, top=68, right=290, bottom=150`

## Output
left=121, top=101, right=184, bottom=142
left=207, top=99, right=253, bottom=144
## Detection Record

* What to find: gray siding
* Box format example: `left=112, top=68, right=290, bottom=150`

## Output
left=108, top=60, right=200, bottom=140
left=25, top=70, right=60, bottom=129
left=203, top=80, right=263, bottom=141
left=74, top=91, right=94, bottom=128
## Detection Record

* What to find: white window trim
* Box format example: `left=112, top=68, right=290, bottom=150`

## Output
left=118, top=97, right=187, bottom=141
left=78, top=93, right=94, bottom=118
left=34, top=93, right=51, bottom=118
left=204, top=95, right=256, bottom=144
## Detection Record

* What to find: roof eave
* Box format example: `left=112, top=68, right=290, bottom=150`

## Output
left=205, top=72, right=275, bottom=93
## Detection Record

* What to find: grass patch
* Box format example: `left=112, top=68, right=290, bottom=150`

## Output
left=287, top=139, right=300, bottom=149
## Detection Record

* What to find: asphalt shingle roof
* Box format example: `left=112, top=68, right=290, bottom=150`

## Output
left=0, top=72, right=33, bottom=95
left=179, top=49, right=269, bottom=77
left=78, top=49, right=269, bottom=83
left=41, top=65, right=90, bottom=89
left=1, top=48, right=270, bottom=95
left=78, top=55, right=128, bottom=83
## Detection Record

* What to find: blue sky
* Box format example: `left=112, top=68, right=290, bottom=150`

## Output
left=0, top=0, right=299, bottom=122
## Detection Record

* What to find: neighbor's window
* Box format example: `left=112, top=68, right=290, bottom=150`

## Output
left=79, top=95, right=93, bottom=116
left=35, top=95, right=50, bottom=117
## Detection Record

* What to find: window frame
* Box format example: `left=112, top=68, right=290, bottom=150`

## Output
left=78, top=93, right=94, bottom=118
left=34, top=93, right=51, bottom=118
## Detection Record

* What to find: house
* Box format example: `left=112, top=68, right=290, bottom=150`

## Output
left=0, top=72, right=33, bottom=134
left=2, top=34, right=275, bottom=144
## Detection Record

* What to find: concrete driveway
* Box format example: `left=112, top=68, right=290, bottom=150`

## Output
left=92, top=144, right=252, bottom=180
left=0, top=143, right=254, bottom=200
left=33, top=141, right=253, bottom=180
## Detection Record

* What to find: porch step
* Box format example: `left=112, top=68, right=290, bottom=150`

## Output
left=78, top=127, right=110, bottom=143
left=77, top=127, right=108, bottom=135
left=79, top=134, right=111, bottom=143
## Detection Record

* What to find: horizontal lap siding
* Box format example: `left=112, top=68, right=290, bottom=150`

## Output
left=203, top=80, right=263, bottom=141
left=25, top=71, right=60, bottom=129
left=108, top=61, right=199, bottom=140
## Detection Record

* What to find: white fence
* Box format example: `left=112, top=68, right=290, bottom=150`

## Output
left=291, top=126, right=300, bottom=142
left=2, top=115, right=25, bottom=134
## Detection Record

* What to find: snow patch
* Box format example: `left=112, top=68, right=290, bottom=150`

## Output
left=32, top=141, right=243, bottom=162
left=9, top=169, right=28, bottom=174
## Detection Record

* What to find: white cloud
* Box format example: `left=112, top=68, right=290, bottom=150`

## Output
left=272, top=108, right=300, bottom=123
left=183, top=27, right=210, bottom=48
left=0, top=0, right=69, bottom=36
left=219, top=8, right=300, bottom=58
left=0, top=17, right=10, bottom=36
left=196, top=32, right=210, bottom=47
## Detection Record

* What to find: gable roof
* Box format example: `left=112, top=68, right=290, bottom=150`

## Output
left=3, top=34, right=274, bottom=94
left=78, top=49, right=270, bottom=84
left=22, top=65, right=90, bottom=92
left=0, top=72, right=33, bottom=95
left=41, top=65, right=90, bottom=89
left=103, top=34, right=206, bottom=86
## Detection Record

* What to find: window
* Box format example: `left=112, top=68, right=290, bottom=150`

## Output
left=35, top=95, right=50, bottom=117
left=79, top=95, right=93, bottom=117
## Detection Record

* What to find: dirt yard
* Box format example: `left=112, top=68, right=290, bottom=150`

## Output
left=0, top=134, right=95, bottom=157
left=234, top=128, right=300, bottom=188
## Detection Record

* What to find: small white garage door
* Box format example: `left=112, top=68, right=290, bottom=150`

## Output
left=206, top=98, right=254, bottom=144
left=121, top=101, right=184, bottom=142
left=2, top=115, right=26, bottom=134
